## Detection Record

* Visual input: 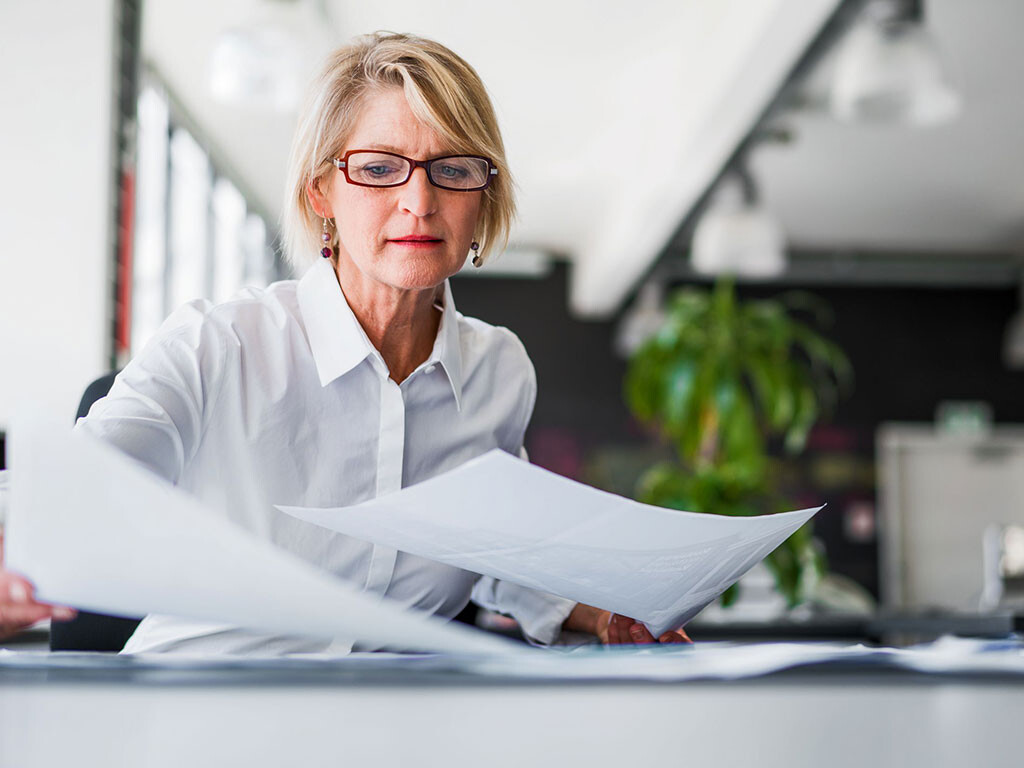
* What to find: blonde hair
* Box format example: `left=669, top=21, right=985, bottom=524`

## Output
left=282, top=32, right=515, bottom=270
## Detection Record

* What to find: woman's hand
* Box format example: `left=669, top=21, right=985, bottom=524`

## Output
left=599, top=611, right=691, bottom=644
left=0, top=533, right=76, bottom=640
left=564, top=603, right=691, bottom=645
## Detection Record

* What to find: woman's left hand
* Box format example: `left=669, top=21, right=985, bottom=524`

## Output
left=599, top=611, right=691, bottom=644
left=564, top=603, right=691, bottom=644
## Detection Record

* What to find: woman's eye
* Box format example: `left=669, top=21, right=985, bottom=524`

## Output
left=437, top=164, right=467, bottom=178
left=352, top=161, right=403, bottom=181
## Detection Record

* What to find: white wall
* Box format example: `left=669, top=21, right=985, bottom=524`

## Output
left=0, top=0, right=117, bottom=432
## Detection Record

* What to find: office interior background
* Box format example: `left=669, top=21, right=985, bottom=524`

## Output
left=4, top=0, right=1024, bottom=635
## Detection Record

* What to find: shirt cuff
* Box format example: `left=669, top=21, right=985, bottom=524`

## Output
left=470, top=576, right=578, bottom=646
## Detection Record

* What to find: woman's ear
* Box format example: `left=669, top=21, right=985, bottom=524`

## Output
left=305, top=177, right=333, bottom=219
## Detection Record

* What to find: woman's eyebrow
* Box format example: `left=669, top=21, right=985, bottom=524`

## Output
left=364, top=142, right=404, bottom=153
left=361, top=143, right=454, bottom=157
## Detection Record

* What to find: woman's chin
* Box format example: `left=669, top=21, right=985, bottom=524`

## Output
left=376, top=256, right=460, bottom=291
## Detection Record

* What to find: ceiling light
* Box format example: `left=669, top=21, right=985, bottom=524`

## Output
left=690, top=173, right=787, bottom=279
left=209, top=19, right=305, bottom=112
left=830, top=0, right=961, bottom=126
left=1004, top=281, right=1024, bottom=369
left=455, top=246, right=553, bottom=278
left=615, top=281, right=667, bottom=357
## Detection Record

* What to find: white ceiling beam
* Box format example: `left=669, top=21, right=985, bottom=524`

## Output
left=569, top=0, right=840, bottom=317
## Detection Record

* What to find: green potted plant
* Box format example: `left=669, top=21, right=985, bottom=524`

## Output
left=624, top=279, right=852, bottom=607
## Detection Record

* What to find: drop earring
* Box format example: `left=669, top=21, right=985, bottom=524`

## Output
left=471, top=240, right=481, bottom=268
left=321, top=217, right=333, bottom=259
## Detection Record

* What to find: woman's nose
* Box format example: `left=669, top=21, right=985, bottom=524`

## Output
left=398, top=167, right=438, bottom=217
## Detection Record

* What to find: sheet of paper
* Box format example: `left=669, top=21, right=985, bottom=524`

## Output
left=3, top=415, right=520, bottom=657
left=876, top=636, right=1024, bottom=675
left=279, top=450, right=823, bottom=637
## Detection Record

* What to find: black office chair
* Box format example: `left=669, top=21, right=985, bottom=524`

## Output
left=49, top=371, right=142, bottom=652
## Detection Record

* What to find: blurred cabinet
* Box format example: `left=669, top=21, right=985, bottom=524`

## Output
left=878, top=424, right=1024, bottom=611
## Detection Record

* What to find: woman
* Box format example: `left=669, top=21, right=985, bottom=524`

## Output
left=0, top=32, right=688, bottom=650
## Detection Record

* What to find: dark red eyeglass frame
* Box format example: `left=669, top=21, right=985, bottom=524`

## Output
left=332, top=149, right=498, bottom=191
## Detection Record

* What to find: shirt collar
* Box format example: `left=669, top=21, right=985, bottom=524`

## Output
left=297, top=259, right=463, bottom=411
left=434, top=279, right=464, bottom=412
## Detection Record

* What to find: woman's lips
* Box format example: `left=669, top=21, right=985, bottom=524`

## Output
left=388, top=237, right=444, bottom=248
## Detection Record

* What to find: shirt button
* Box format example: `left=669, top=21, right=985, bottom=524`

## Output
left=425, top=364, right=437, bottom=374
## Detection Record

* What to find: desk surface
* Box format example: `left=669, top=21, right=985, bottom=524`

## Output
left=2, top=650, right=1024, bottom=768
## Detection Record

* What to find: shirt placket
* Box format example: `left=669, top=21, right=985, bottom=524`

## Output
left=364, top=365, right=404, bottom=599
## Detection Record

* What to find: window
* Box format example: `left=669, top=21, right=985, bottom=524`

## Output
left=130, top=82, right=284, bottom=356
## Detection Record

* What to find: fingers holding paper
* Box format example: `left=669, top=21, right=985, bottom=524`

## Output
left=0, top=571, right=76, bottom=640
left=1, top=534, right=77, bottom=640
left=657, top=627, right=692, bottom=644
left=565, top=603, right=691, bottom=645
left=605, top=611, right=691, bottom=645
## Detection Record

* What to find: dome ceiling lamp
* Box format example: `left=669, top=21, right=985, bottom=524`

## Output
left=690, top=164, right=787, bottom=280
left=208, top=0, right=330, bottom=113
left=1003, top=277, right=1024, bottom=370
left=830, top=0, right=961, bottom=126
left=615, top=280, right=667, bottom=358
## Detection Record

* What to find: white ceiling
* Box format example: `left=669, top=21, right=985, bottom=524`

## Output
left=142, top=0, right=839, bottom=316
left=752, top=0, right=1024, bottom=255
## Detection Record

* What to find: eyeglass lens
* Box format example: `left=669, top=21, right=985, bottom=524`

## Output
left=346, top=152, right=490, bottom=190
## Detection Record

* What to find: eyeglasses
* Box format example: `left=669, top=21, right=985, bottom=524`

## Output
left=332, top=150, right=498, bottom=192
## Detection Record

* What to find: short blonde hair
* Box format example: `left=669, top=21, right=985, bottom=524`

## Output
left=282, top=32, right=515, bottom=270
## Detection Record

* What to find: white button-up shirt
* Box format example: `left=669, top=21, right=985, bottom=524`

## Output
left=76, top=259, right=576, bottom=655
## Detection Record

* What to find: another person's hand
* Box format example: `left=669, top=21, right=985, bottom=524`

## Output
left=564, top=603, right=691, bottom=645
left=0, top=533, right=76, bottom=640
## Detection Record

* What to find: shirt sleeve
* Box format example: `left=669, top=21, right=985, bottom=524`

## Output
left=73, top=299, right=228, bottom=485
left=470, top=576, right=577, bottom=646
left=468, top=444, right=579, bottom=646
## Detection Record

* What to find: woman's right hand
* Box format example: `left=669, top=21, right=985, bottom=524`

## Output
left=0, top=533, right=76, bottom=640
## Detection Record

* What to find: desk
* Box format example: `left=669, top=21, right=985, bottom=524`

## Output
left=2, top=656, right=1022, bottom=767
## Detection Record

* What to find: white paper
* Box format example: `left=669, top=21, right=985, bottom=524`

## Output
left=279, top=450, right=823, bottom=637
left=5, top=639, right=1024, bottom=681
left=0, top=643, right=871, bottom=681
left=876, top=636, right=1024, bottom=675
left=4, top=415, right=521, bottom=656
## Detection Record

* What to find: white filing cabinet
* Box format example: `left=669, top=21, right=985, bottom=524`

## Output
left=877, top=424, right=1024, bottom=610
